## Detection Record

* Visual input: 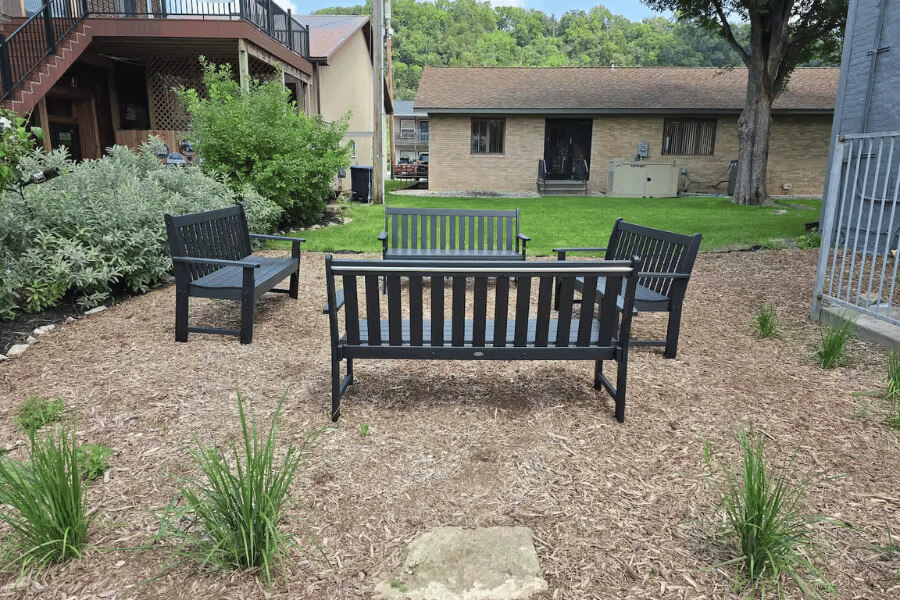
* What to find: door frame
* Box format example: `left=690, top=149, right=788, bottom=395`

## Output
left=543, top=118, right=593, bottom=180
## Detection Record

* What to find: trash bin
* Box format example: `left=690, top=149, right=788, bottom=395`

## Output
left=727, top=160, right=739, bottom=196
left=350, top=165, right=373, bottom=202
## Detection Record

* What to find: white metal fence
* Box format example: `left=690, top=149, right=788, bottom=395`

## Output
left=813, top=131, right=900, bottom=325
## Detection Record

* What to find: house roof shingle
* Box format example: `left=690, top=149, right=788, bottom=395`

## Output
left=295, top=14, right=370, bottom=60
left=414, top=66, right=839, bottom=114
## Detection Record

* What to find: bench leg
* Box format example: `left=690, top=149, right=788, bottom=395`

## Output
left=289, top=270, right=299, bottom=299
left=331, top=357, right=342, bottom=422
left=664, top=305, right=682, bottom=359
left=175, top=287, right=189, bottom=342
left=614, top=357, right=627, bottom=423
left=593, top=360, right=603, bottom=390
left=240, top=292, right=255, bottom=345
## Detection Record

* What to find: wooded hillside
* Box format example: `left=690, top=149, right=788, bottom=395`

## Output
left=316, top=0, right=840, bottom=100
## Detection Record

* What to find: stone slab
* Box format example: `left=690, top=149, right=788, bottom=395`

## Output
left=374, top=526, right=548, bottom=600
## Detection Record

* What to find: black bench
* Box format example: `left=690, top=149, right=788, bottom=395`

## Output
left=164, top=204, right=305, bottom=344
left=379, top=207, right=529, bottom=260
left=324, top=256, right=640, bottom=423
left=554, top=218, right=701, bottom=359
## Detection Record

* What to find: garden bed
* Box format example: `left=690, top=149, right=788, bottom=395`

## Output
left=0, top=248, right=897, bottom=599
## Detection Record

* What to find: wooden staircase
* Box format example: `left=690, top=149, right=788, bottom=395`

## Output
left=2, top=20, right=92, bottom=114
left=537, top=178, right=590, bottom=196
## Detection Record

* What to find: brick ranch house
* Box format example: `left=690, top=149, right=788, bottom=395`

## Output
left=415, top=66, right=839, bottom=196
left=0, top=1, right=315, bottom=160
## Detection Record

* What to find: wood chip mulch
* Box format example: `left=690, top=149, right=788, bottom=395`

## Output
left=0, top=249, right=897, bottom=599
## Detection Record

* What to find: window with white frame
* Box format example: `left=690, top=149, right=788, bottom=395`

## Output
left=400, top=119, right=415, bottom=139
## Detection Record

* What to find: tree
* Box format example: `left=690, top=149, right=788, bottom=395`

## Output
left=643, top=1, right=846, bottom=204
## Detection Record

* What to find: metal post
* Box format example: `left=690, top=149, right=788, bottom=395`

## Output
left=372, top=0, right=385, bottom=204
left=287, top=8, right=293, bottom=50
left=0, top=40, right=12, bottom=97
left=43, top=4, right=57, bottom=54
left=812, top=137, right=846, bottom=319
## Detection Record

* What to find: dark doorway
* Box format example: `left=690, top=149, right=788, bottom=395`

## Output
left=543, top=118, right=592, bottom=180
left=50, top=122, right=82, bottom=161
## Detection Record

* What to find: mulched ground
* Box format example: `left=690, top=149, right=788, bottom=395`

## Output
left=0, top=248, right=898, bottom=599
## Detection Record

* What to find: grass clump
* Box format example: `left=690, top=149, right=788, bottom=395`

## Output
left=753, top=303, right=779, bottom=338
left=815, top=319, right=854, bottom=369
left=885, top=350, right=900, bottom=429
left=0, top=427, right=89, bottom=570
left=78, top=443, right=112, bottom=481
left=721, top=427, right=830, bottom=597
left=163, top=394, right=319, bottom=579
left=15, top=395, right=63, bottom=432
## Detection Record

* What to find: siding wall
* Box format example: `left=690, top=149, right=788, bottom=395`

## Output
left=429, top=113, right=832, bottom=196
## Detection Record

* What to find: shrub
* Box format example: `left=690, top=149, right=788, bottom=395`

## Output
left=179, top=59, right=350, bottom=227
left=753, top=302, right=779, bottom=338
left=815, top=319, right=854, bottom=369
left=722, top=428, right=830, bottom=597
left=0, top=143, right=281, bottom=319
left=0, top=108, right=41, bottom=192
left=16, top=395, right=63, bottom=432
left=0, top=427, right=89, bottom=569
left=163, top=394, right=320, bottom=579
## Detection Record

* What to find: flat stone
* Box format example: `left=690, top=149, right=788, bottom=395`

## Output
left=84, top=306, right=107, bottom=315
left=25, top=336, right=38, bottom=344
left=65, top=316, right=76, bottom=324
left=33, top=324, right=55, bottom=335
left=374, top=526, right=548, bottom=600
left=6, top=344, right=29, bottom=358
left=0, top=354, right=8, bottom=362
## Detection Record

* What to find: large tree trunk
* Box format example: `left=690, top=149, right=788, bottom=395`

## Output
left=733, top=54, right=775, bottom=205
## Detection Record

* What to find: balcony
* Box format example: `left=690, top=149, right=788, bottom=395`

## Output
left=396, top=133, right=429, bottom=144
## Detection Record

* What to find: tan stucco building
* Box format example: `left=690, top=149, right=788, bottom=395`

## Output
left=298, top=14, right=392, bottom=192
left=415, top=66, right=838, bottom=197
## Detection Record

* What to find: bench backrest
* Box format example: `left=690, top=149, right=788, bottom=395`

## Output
left=325, top=256, right=639, bottom=351
left=164, top=204, right=251, bottom=281
left=385, top=207, right=521, bottom=252
left=607, top=218, right=702, bottom=300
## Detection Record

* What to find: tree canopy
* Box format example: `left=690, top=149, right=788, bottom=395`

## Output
left=315, top=1, right=839, bottom=100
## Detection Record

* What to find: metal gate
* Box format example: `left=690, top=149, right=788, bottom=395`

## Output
left=813, top=131, right=900, bottom=325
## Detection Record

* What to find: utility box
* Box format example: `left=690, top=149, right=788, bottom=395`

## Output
left=350, top=165, right=373, bottom=202
left=606, top=160, right=679, bottom=198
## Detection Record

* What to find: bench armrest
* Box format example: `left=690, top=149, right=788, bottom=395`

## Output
left=378, top=231, right=388, bottom=241
left=249, top=233, right=307, bottom=243
left=323, top=289, right=345, bottom=314
left=517, top=233, right=530, bottom=242
left=553, top=247, right=607, bottom=260
left=172, top=256, right=260, bottom=269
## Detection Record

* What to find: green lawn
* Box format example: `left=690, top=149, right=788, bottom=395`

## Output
left=279, top=191, right=820, bottom=256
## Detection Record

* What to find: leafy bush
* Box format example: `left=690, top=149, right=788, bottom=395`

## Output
left=163, top=394, right=320, bottom=579
left=886, top=350, right=900, bottom=429
left=16, top=395, right=63, bottom=432
left=753, top=302, right=779, bottom=338
left=0, top=143, right=281, bottom=319
left=722, top=428, right=830, bottom=597
left=0, top=108, right=41, bottom=192
left=815, top=319, right=854, bottom=369
left=0, top=427, right=89, bottom=569
left=179, top=59, right=350, bottom=227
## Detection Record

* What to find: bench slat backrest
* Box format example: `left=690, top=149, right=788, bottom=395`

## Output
left=326, top=258, right=639, bottom=350
left=606, top=218, right=702, bottom=298
left=385, top=207, right=520, bottom=252
left=164, top=204, right=252, bottom=281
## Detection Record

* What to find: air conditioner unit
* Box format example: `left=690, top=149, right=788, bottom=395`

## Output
left=607, top=160, right=679, bottom=198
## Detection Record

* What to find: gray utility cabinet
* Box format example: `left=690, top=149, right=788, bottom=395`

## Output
left=606, top=160, right=680, bottom=198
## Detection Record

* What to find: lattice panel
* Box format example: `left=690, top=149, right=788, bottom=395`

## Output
left=147, top=56, right=278, bottom=131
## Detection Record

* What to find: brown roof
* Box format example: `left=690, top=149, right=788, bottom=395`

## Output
left=414, top=66, right=838, bottom=114
left=295, top=15, right=370, bottom=61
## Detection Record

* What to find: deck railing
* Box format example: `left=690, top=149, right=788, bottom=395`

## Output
left=1, top=0, right=310, bottom=100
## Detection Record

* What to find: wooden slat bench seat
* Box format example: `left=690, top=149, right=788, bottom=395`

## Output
left=324, top=257, right=640, bottom=423
left=554, top=218, right=702, bottom=358
left=380, top=207, right=529, bottom=261
left=164, top=204, right=305, bottom=344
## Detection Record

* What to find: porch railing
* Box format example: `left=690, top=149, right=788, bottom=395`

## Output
left=0, top=0, right=85, bottom=98
left=1, top=0, right=310, bottom=101
left=812, top=131, right=900, bottom=325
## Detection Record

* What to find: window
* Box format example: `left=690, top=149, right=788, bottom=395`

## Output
left=400, top=119, right=415, bottom=139
left=471, top=119, right=505, bottom=154
left=348, top=140, right=357, bottom=158
left=419, top=120, right=429, bottom=143
left=662, top=119, right=717, bottom=156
